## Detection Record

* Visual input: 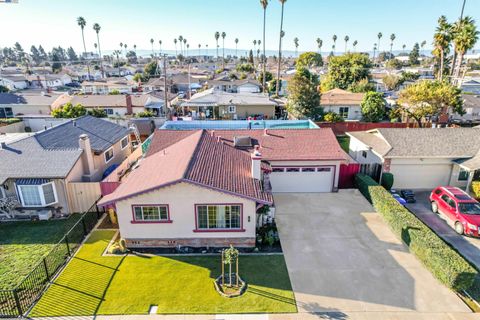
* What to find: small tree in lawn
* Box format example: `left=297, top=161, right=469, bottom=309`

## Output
left=222, top=245, right=239, bottom=287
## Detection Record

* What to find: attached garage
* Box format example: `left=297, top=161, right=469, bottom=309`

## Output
left=269, top=166, right=335, bottom=193
left=388, top=161, right=453, bottom=189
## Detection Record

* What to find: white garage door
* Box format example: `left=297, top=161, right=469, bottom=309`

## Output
left=389, top=164, right=452, bottom=189
left=269, top=166, right=334, bottom=193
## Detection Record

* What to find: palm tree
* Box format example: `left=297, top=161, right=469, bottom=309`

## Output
left=276, top=0, right=287, bottom=96
left=198, top=44, right=201, bottom=56
left=420, top=40, right=427, bottom=51
left=174, top=39, right=178, bottom=56
left=377, top=32, right=383, bottom=56
left=113, top=50, right=121, bottom=77
left=434, top=16, right=452, bottom=81
left=133, top=44, right=137, bottom=55
left=344, top=35, right=349, bottom=53
left=76, top=17, right=90, bottom=79
left=402, top=44, right=406, bottom=53
left=253, top=39, right=257, bottom=54
left=94, top=43, right=98, bottom=55
left=150, top=38, right=154, bottom=56
left=352, top=40, right=358, bottom=52
left=183, top=38, right=187, bottom=56
left=316, top=38, right=322, bottom=53
left=159, top=40, right=162, bottom=55
left=452, top=16, right=479, bottom=80
left=124, top=44, right=127, bottom=57
left=293, top=37, right=299, bottom=57
left=260, top=0, right=268, bottom=92
left=119, top=42, right=124, bottom=58
left=221, top=32, right=226, bottom=68
left=235, top=38, right=239, bottom=57
left=178, top=36, right=184, bottom=55
left=389, top=33, right=396, bottom=59
left=93, top=23, right=103, bottom=78
left=214, top=32, right=220, bottom=59
left=372, top=43, right=377, bottom=63
left=186, top=43, right=190, bottom=57
left=332, top=34, right=337, bottom=53
left=206, top=44, right=209, bottom=56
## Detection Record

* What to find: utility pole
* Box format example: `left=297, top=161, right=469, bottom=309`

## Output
left=163, top=55, right=169, bottom=119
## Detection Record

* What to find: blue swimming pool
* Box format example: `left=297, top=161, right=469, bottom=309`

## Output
left=160, top=120, right=319, bottom=130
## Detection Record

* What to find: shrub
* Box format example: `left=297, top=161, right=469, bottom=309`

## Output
left=355, top=173, right=477, bottom=291
left=136, top=111, right=154, bottom=118
left=0, top=118, right=21, bottom=125
left=472, top=181, right=480, bottom=200
left=323, top=112, right=344, bottom=123
left=381, top=172, right=394, bottom=190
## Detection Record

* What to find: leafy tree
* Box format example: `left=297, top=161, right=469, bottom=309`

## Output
left=30, top=45, right=41, bottom=64
left=397, top=80, right=464, bottom=127
left=136, top=110, right=154, bottom=118
left=133, top=73, right=144, bottom=83
left=348, top=78, right=375, bottom=93
left=38, top=45, right=48, bottom=61
left=408, top=43, right=420, bottom=65
left=144, top=60, right=158, bottom=77
left=321, top=53, right=372, bottom=91
left=248, top=49, right=254, bottom=64
left=268, top=78, right=281, bottom=94
left=361, top=91, right=386, bottom=122
left=385, top=58, right=402, bottom=69
left=87, top=108, right=107, bottom=118
left=400, top=71, right=420, bottom=82
left=0, top=85, right=9, bottom=93
left=296, top=51, right=323, bottom=69
left=52, top=103, right=87, bottom=118
left=109, top=89, right=121, bottom=95
left=382, top=74, right=402, bottom=91
left=378, top=51, right=394, bottom=62
left=126, top=50, right=137, bottom=64
left=67, top=47, right=78, bottom=62
left=258, top=71, right=273, bottom=88
left=285, top=67, right=321, bottom=119
left=323, top=111, right=344, bottom=122
left=50, top=47, right=63, bottom=73
left=236, top=63, right=254, bottom=73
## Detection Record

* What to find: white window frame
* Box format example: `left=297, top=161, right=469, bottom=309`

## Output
left=196, top=204, right=242, bottom=230
left=121, top=136, right=129, bottom=150
left=228, top=105, right=236, bottom=114
left=16, top=181, right=58, bottom=207
left=133, top=205, right=170, bottom=222
left=104, top=147, right=114, bottom=163
left=339, top=107, right=349, bottom=119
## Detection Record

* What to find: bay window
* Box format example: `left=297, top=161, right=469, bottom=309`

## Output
left=16, top=181, right=58, bottom=207
left=196, top=204, right=242, bottom=230
left=132, top=205, right=170, bottom=222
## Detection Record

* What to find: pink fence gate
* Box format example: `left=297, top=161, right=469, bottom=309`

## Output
left=338, top=163, right=360, bottom=189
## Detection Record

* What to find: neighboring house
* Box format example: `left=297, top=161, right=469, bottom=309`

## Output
left=181, top=88, right=278, bottom=120
left=0, top=116, right=131, bottom=214
left=53, top=93, right=163, bottom=117
left=206, top=79, right=262, bottom=93
left=320, top=88, right=365, bottom=120
left=0, top=90, right=61, bottom=117
left=81, top=78, right=138, bottom=95
left=0, top=75, right=29, bottom=90
left=451, top=94, right=480, bottom=123
left=461, top=79, right=480, bottom=94
left=26, top=74, right=73, bottom=88
left=98, top=127, right=347, bottom=248
left=347, top=128, right=480, bottom=190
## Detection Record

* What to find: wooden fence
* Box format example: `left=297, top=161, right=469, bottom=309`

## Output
left=316, top=122, right=416, bottom=135
left=67, top=182, right=101, bottom=213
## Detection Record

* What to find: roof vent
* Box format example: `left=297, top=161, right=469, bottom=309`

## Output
left=234, top=136, right=252, bottom=147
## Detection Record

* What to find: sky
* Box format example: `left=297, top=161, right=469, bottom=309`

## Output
left=0, top=0, right=478, bottom=55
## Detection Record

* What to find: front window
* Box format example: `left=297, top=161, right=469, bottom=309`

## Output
left=228, top=105, right=236, bottom=113
left=104, top=147, right=114, bottom=163
left=104, top=108, right=114, bottom=115
left=458, top=203, right=480, bottom=215
left=0, top=107, right=13, bottom=118
left=339, top=107, right=349, bottom=119
left=133, top=205, right=169, bottom=222
left=17, top=182, right=57, bottom=207
left=458, top=168, right=469, bottom=181
left=196, top=204, right=241, bottom=230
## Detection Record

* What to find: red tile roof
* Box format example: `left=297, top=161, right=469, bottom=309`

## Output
left=148, top=128, right=348, bottom=162
left=99, top=130, right=272, bottom=206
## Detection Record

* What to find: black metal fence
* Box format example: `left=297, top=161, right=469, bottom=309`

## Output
left=0, top=203, right=103, bottom=318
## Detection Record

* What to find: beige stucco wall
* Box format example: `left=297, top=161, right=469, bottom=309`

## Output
left=91, top=136, right=131, bottom=181
left=115, top=182, right=257, bottom=244
left=10, top=105, right=52, bottom=116
left=234, top=105, right=275, bottom=119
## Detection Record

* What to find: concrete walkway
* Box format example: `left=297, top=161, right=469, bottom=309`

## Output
left=274, top=190, right=471, bottom=314
left=405, top=191, right=480, bottom=269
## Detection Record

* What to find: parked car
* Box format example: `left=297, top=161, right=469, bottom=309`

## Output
left=400, top=189, right=416, bottom=203
left=390, top=189, right=407, bottom=205
left=430, top=186, right=480, bottom=236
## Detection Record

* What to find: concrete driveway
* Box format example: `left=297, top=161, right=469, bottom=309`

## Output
left=406, top=191, right=480, bottom=269
left=274, top=190, right=470, bottom=314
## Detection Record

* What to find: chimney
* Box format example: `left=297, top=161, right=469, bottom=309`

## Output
left=264, top=128, right=268, bottom=136
left=79, top=134, right=95, bottom=176
left=251, top=145, right=262, bottom=180
left=217, top=135, right=222, bottom=143
left=211, top=130, right=215, bottom=137
left=0, top=142, right=6, bottom=149
left=126, top=94, right=133, bottom=115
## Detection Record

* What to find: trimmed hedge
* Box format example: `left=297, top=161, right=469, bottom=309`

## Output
left=381, top=172, right=394, bottom=190
left=355, top=173, right=477, bottom=291
left=472, top=181, right=480, bottom=200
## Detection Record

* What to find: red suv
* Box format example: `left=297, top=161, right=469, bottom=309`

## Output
left=430, top=186, right=480, bottom=236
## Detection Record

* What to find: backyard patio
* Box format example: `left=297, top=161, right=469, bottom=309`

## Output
left=30, top=230, right=297, bottom=316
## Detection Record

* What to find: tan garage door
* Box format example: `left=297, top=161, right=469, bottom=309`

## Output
left=389, top=164, right=452, bottom=189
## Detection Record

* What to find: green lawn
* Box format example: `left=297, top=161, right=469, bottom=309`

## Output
left=0, top=214, right=83, bottom=289
left=336, top=135, right=350, bottom=153
left=30, top=230, right=297, bottom=316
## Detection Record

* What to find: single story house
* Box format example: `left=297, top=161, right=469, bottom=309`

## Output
left=347, top=128, right=480, bottom=190
left=206, top=79, right=262, bottom=93
left=98, top=127, right=348, bottom=248
left=0, top=90, right=61, bottom=118
left=320, top=88, right=365, bottom=121
left=53, top=93, right=163, bottom=117
left=0, top=75, right=29, bottom=90
left=81, top=78, right=138, bottom=95
left=0, top=116, right=131, bottom=215
left=180, top=88, right=278, bottom=120
left=461, top=79, right=480, bottom=94
left=26, top=73, right=73, bottom=89
left=451, top=94, right=480, bottom=123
